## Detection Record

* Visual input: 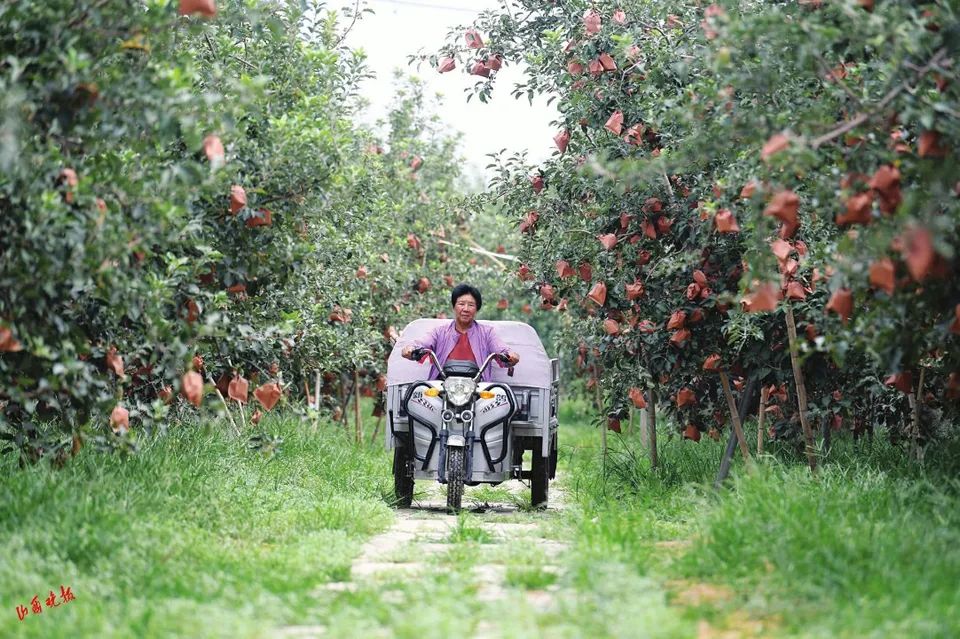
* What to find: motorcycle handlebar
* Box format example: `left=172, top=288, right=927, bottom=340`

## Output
left=477, top=352, right=515, bottom=380
left=409, top=348, right=444, bottom=376
left=408, top=348, right=514, bottom=380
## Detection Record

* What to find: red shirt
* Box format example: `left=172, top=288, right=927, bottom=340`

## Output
left=410, top=320, right=511, bottom=382
left=447, top=330, right=477, bottom=364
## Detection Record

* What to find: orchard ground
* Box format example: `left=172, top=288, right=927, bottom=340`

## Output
left=1, top=399, right=958, bottom=638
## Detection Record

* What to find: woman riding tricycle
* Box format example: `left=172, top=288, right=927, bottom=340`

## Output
left=384, top=285, right=559, bottom=512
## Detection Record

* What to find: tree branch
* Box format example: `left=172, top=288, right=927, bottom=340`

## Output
left=334, top=0, right=363, bottom=49
left=230, top=54, right=256, bottom=71
left=436, top=238, right=516, bottom=267
left=811, top=49, right=947, bottom=149
left=639, top=21, right=671, bottom=47
left=813, top=54, right=863, bottom=107
left=203, top=31, right=217, bottom=60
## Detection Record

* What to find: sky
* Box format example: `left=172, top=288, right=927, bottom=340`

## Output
left=330, top=0, right=558, bottom=186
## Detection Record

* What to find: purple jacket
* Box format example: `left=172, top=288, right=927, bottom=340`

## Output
left=412, top=320, right=510, bottom=382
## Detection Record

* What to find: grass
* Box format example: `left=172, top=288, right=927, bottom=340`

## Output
left=0, top=414, right=393, bottom=638
left=2, top=396, right=958, bottom=638
left=504, top=564, right=558, bottom=590
left=465, top=484, right=526, bottom=510
left=567, top=398, right=960, bottom=639
left=447, top=512, right=495, bottom=544
left=678, top=451, right=960, bottom=638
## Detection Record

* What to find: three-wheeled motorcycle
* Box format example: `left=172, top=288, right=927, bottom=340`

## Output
left=385, top=319, right=559, bottom=511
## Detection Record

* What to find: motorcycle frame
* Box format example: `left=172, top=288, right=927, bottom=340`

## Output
left=397, top=351, right=518, bottom=485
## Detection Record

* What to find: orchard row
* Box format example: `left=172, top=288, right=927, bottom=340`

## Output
left=431, top=0, right=959, bottom=461
left=0, top=0, right=522, bottom=459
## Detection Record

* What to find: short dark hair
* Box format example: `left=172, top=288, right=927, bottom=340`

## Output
left=451, top=284, right=482, bottom=311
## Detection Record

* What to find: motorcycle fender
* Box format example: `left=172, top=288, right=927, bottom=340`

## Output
left=447, top=434, right=465, bottom=447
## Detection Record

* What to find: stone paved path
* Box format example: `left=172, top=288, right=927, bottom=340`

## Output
left=278, top=473, right=571, bottom=639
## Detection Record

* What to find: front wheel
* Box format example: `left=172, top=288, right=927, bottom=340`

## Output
left=531, top=450, right=549, bottom=510
left=446, top=446, right=465, bottom=513
left=393, top=445, right=414, bottom=508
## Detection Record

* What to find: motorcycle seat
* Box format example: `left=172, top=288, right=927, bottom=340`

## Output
left=442, top=359, right=480, bottom=378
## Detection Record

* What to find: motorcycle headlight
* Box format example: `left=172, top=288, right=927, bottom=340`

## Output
left=443, top=377, right=477, bottom=407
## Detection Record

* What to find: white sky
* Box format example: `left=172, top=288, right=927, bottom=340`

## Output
left=330, top=0, right=558, bottom=186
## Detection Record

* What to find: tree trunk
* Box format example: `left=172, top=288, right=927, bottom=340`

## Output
left=594, top=379, right=606, bottom=461
left=340, top=377, right=355, bottom=427
left=640, top=404, right=648, bottom=449
left=354, top=370, right=362, bottom=444
left=911, top=367, right=926, bottom=462
left=784, top=304, right=818, bottom=472
left=821, top=414, right=832, bottom=455
left=648, top=389, right=658, bottom=470
left=209, top=373, right=240, bottom=437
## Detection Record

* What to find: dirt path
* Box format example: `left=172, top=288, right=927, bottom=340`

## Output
left=279, top=475, right=571, bottom=638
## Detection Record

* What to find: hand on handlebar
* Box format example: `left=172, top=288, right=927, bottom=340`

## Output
left=495, top=351, right=518, bottom=378
left=402, top=346, right=426, bottom=361
left=498, top=351, right=520, bottom=366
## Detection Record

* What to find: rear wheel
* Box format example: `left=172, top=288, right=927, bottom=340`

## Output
left=446, top=446, right=465, bottom=512
left=393, top=445, right=414, bottom=508
left=531, top=449, right=549, bottom=510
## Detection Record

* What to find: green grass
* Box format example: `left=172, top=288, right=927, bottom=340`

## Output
left=3, top=398, right=958, bottom=638
left=447, top=512, right=495, bottom=544
left=569, top=406, right=960, bottom=638
left=676, top=446, right=960, bottom=638
left=465, top=484, right=524, bottom=508
left=0, top=414, right=393, bottom=638
left=504, top=564, right=558, bottom=590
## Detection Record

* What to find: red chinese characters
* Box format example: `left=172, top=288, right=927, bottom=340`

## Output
left=15, top=585, right=75, bottom=621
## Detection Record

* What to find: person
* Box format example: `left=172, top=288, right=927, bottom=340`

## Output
left=401, top=284, right=520, bottom=381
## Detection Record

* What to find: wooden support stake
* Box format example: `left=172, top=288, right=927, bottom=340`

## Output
left=757, top=386, right=770, bottom=455
left=719, top=372, right=753, bottom=466
left=715, top=376, right=759, bottom=489
left=370, top=414, right=383, bottom=444
left=648, top=389, right=658, bottom=470
left=314, top=370, right=321, bottom=410
left=784, top=304, right=818, bottom=472
left=627, top=408, right=634, bottom=436
left=354, top=370, right=362, bottom=444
